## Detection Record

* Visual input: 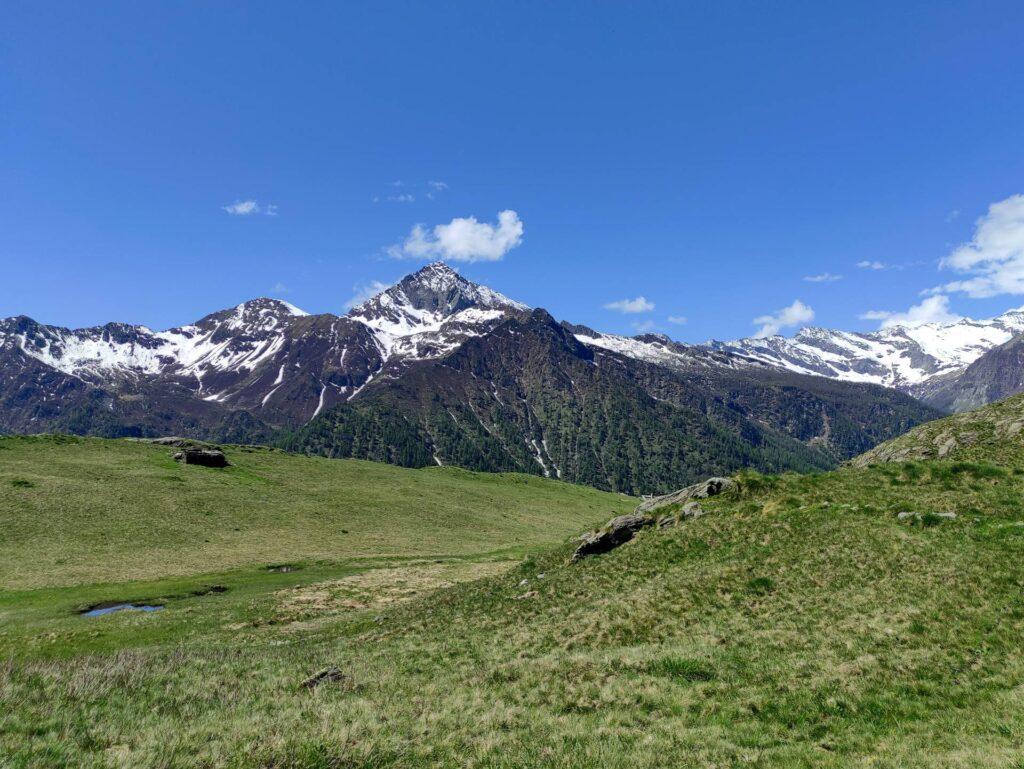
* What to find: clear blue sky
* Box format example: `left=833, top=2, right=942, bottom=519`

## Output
left=3, top=2, right=1024, bottom=341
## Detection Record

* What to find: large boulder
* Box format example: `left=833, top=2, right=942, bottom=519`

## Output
left=635, top=477, right=735, bottom=515
left=173, top=448, right=229, bottom=468
left=571, top=513, right=653, bottom=562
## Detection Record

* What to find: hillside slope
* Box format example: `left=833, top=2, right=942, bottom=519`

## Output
left=851, top=390, right=1024, bottom=467
left=0, top=435, right=632, bottom=590
left=284, top=310, right=939, bottom=494
left=915, top=333, right=1024, bottom=413
left=4, top=408, right=1024, bottom=766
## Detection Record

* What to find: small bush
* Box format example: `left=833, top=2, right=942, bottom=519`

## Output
left=9, top=479, right=35, bottom=488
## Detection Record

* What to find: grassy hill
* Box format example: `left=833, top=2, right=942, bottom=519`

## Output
left=851, top=390, right=1024, bottom=467
left=4, top=419, right=1024, bottom=766
left=0, top=435, right=632, bottom=590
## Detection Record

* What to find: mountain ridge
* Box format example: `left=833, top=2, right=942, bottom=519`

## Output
left=0, top=262, right=941, bottom=492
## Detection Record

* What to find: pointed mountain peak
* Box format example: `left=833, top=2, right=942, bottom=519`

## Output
left=350, top=262, right=528, bottom=322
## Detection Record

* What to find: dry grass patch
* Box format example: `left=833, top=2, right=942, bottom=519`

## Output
left=272, top=560, right=517, bottom=624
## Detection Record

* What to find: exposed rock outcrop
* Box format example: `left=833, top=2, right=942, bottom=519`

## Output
left=635, top=477, right=735, bottom=515
left=571, top=514, right=654, bottom=562
left=173, top=447, right=229, bottom=468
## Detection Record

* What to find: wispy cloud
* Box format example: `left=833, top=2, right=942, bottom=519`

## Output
left=752, top=300, right=814, bottom=338
left=344, top=280, right=391, bottom=310
left=860, top=295, right=961, bottom=329
left=632, top=320, right=657, bottom=333
left=271, top=282, right=289, bottom=294
left=803, top=272, right=843, bottom=283
left=223, top=199, right=277, bottom=217
left=856, top=260, right=888, bottom=270
left=427, top=180, right=448, bottom=191
left=388, top=210, right=524, bottom=263
left=930, top=193, right=1024, bottom=298
left=946, top=209, right=961, bottom=223
left=388, top=193, right=416, bottom=203
left=604, top=296, right=655, bottom=314
left=667, top=315, right=688, bottom=325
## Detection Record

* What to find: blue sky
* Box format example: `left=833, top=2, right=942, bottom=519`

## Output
left=3, top=1, right=1024, bottom=342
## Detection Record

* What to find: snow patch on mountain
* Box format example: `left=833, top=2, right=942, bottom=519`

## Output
left=347, top=262, right=527, bottom=362
left=709, top=307, right=1024, bottom=390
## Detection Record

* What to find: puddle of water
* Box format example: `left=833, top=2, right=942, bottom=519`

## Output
left=82, top=603, right=164, bottom=617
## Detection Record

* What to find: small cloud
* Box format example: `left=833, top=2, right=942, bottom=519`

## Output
left=604, top=296, right=655, bottom=314
left=223, top=199, right=278, bottom=216
left=667, top=315, right=688, bottom=325
left=803, top=272, right=843, bottom=283
left=752, top=300, right=814, bottom=338
left=427, top=180, right=449, bottom=191
left=632, top=320, right=657, bottom=333
left=859, top=295, right=962, bottom=329
left=856, top=260, right=888, bottom=270
left=271, top=282, right=289, bottom=294
left=946, top=209, right=961, bottom=223
left=388, top=210, right=524, bottom=263
left=344, top=280, right=391, bottom=310
left=388, top=194, right=416, bottom=203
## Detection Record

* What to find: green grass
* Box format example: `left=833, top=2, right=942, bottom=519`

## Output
left=3, top=431, right=1024, bottom=766
left=0, top=435, right=632, bottom=590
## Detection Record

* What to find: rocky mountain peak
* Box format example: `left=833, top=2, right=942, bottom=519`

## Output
left=352, top=262, right=528, bottom=324
left=194, top=297, right=309, bottom=332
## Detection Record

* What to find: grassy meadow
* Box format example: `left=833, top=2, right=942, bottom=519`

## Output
left=3, top=420, right=1024, bottom=766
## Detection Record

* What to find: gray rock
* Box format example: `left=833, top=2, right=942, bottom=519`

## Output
left=657, top=515, right=676, bottom=529
left=571, top=513, right=653, bottom=562
left=299, top=667, right=350, bottom=689
left=635, top=477, right=735, bottom=515
left=173, top=448, right=229, bottom=468
left=681, top=501, right=705, bottom=519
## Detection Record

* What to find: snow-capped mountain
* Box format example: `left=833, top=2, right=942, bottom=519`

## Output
left=0, top=263, right=530, bottom=431
left=708, top=308, right=1024, bottom=396
left=348, top=262, right=528, bottom=361
left=0, top=261, right=940, bottom=493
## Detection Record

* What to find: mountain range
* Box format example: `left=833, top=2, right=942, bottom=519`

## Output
left=8, top=262, right=1020, bottom=493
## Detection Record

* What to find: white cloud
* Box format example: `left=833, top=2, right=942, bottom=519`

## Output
left=803, top=272, right=843, bottom=283
left=223, top=199, right=277, bottom=216
left=604, top=296, right=655, bottom=314
left=632, top=320, right=657, bottom=333
left=427, top=180, right=449, bottom=191
left=388, top=194, right=416, bottom=203
left=389, top=210, right=524, bottom=263
left=344, top=280, right=391, bottom=310
left=752, top=300, right=814, bottom=338
left=946, top=209, right=960, bottom=223
left=856, top=260, right=888, bottom=270
left=667, top=315, right=688, bottom=325
left=859, top=294, right=962, bottom=329
left=271, top=282, right=289, bottom=294
left=931, top=194, right=1024, bottom=298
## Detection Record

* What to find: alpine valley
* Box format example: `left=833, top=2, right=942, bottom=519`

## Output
left=7, top=262, right=1017, bottom=495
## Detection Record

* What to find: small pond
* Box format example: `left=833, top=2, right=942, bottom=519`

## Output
left=81, top=603, right=164, bottom=617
